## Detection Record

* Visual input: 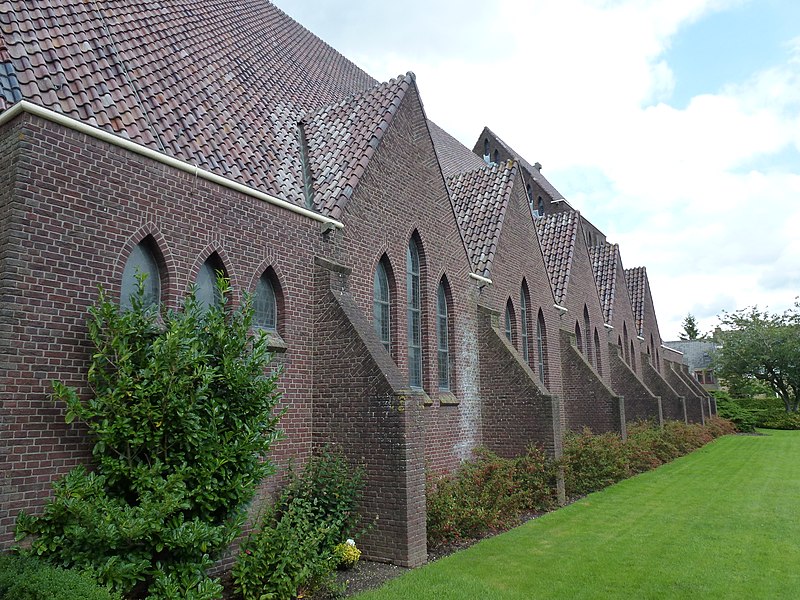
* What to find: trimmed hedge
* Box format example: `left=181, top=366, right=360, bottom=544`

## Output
left=426, top=418, right=736, bottom=546
left=0, top=554, right=120, bottom=600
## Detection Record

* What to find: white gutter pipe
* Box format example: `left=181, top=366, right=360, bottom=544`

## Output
left=0, top=101, right=344, bottom=230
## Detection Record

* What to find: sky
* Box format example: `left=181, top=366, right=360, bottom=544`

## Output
left=272, top=0, right=800, bottom=340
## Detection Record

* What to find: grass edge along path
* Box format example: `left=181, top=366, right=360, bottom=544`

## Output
left=356, top=430, right=800, bottom=599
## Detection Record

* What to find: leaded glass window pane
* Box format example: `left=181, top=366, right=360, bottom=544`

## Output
left=505, top=303, right=513, bottom=343
left=437, top=282, right=450, bottom=391
left=407, top=240, right=422, bottom=388
left=121, top=240, right=160, bottom=310
left=374, top=261, right=391, bottom=354
left=520, top=288, right=529, bottom=363
left=196, top=259, right=221, bottom=312
left=255, top=273, right=277, bottom=330
left=537, top=312, right=546, bottom=383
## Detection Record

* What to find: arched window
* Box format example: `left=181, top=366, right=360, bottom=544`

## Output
left=594, top=328, right=602, bottom=375
left=121, top=237, right=161, bottom=310
left=537, top=196, right=544, bottom=216
left=618, top=335, right=623, bottom=356
left=407, top=238, right=423, bottom=388
left=493, top=149, right=499, bottom=164
left=437, top=280, right=451, bottom=391
left=483, top=138, right=490, bottom=162
left=526, top=183, right=534, bottom=205
left=374, top=258, right=391, bottom=354
left=630, top=340, right=637, bottom=373
left=196, top=253, right=226, bottom=313
left=255, top=270, right=278, bottom=331
left=537, top=310, right=547, bottom=383
left=505, top=299, right=516, bottom=346
left=575, top=322, right=582, bottom=354
left=623, top=323, right=630, bottom=364
left=583, top=305, right=592, bottom=365
left=520, top=282, right=530, bottom=364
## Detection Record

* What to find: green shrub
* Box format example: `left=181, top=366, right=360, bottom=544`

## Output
left=426, top=449, right=527, bottom=545
left=562, top=429, right=628, bottom=496
left=513, top=445, right=559, bottom=511
left=703, top=415, right=738, bottom=438
left=622, top=421, right=668, bottom=474
left=0, top=554, right=120, bottom=600
left=15, top=277, right=282, bottom=599
left=426, top=419, right=734, bottom=546
left=761, top=412, right=800, bottom=430
left=426, top=447, right=557, bottom=545
left=713, top=392, right=763, bottom=433
left=233, top=450, right=364, bottom=600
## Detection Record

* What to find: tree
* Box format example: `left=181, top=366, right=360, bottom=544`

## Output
left=714, top=304, right=800, bottom=413
left=679, top=313, right=701, bottom=340
left=16, top=277, right=283, bottom=599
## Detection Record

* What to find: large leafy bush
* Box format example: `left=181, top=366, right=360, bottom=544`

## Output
left=16, top=278, right=282, bottom=599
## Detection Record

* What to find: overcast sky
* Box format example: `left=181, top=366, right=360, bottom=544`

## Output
left=272, top=0, right=800, bottom=339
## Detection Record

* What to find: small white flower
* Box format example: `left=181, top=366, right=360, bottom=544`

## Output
left=346, top=538, right=355, bottom=546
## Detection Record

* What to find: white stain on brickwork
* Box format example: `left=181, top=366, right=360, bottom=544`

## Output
left=455, top=313, right=480, bottom=460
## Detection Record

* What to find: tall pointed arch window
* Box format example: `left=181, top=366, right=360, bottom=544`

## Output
left=583, top=305, right=592, bottom=365
left=196, top=253, right=226, bottom=313
left=630, top=341, right=637, bottom=373
left=505, top=299, right=516, bottom=346
left=623, top=323, right=631, bottom=364
left=121, top=237, right=161, bottom=310
left=537, top=197, right=544, bottom=216
left=437, top=280, right=451, bottom=391
left=536, top=310, right=547, bottom=383
left=520, top=283, right=530, bottom=364
left=374, top=258, right=392, bottom=354
left=407, top=239, right=423, bottom=388
left=255, top=271, right=278, bottom=331
left=575, top=322, right=582, bottom=354
left=594, top=328, right=602, bottom=375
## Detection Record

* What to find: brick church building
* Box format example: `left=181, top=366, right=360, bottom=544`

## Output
left=0, top=1, right=714, bottom=566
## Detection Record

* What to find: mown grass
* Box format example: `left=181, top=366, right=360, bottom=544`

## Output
left=356, top=430, right=800, bottom=599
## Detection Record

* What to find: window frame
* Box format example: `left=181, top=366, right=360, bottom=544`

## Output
left=374, top=258, right=392, bottom=355
left=407, top=238, right=423, bottom=389
left=436, top=280, right=451, bottom=391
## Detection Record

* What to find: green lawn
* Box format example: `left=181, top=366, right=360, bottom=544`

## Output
left=356, top=430, right=800, bottom=599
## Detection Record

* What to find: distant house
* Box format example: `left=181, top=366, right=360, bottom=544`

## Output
left=663, top=340, right=720, bottom=390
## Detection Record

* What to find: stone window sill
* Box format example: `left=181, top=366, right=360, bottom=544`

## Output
left=256, top=328, right=288, bottom=353
left=438, top=391, right=459, bottom=406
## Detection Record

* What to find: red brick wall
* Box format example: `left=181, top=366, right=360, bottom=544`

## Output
left=328, top=84, right=480, bottom=476
left=663, top=360, right=705, bottom=424
left=477, top=305, right=561, bottom=458
left=0, top=113, right=322, bottom=547
left=608, top=250, right=645, bottom=385
left=608, top=344, right=662, bottom=425
left=641, top=354, right=686, bottom=423
left=311, top=259, right=426, bottom=567
left=559, top=330, right=624, bottom=435
left=471, top=170, right=563, bottom=423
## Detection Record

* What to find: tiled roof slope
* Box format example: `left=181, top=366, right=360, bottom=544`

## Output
left=535, top=210, right=579, bottom=306
left=0, top=0, right=377, bottom=208
left=448, top=160, right=517, bottom=277
left=479, top=126, right=565, bottom=202
left=1, top=33, right=20, bottom=112
left=302, top=74, right=412, bottom=220
left=625, top=266, right=647, bottom=336
left=428, top=119, right=486, bottom=177
left=589, top=242, right=620, bottom=324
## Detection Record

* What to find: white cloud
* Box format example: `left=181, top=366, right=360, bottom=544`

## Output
left=275, top=0, right=800, bottom=340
